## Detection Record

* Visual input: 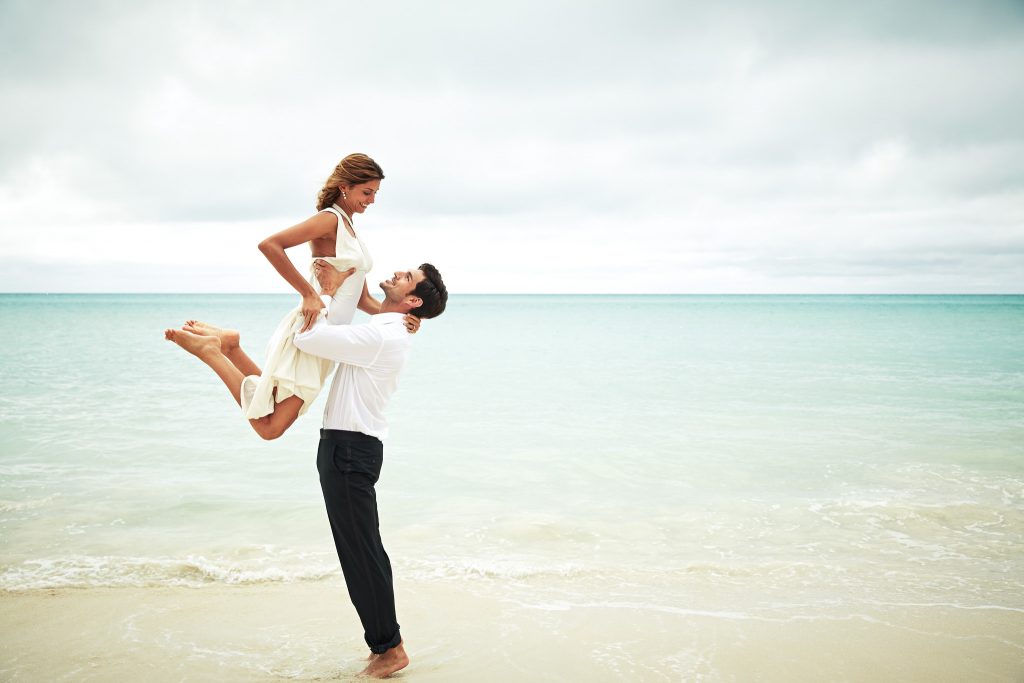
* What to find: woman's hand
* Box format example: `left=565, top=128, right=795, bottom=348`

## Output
left=403, top=314, right=421, bottom=334
left=300, top=294, right=326, bottom=333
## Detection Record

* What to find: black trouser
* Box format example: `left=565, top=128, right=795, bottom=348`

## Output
left=317, top=428, right=401, bottom=653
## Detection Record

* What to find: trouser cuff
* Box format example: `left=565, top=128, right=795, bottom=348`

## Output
left=367, top=627, right=402, bottom=654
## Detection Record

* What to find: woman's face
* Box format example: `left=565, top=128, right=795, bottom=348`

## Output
left=346, top=179, right=381, bottom=214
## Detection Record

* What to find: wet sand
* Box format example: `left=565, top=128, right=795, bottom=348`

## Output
left=2, top=579, right=1021, bottom=681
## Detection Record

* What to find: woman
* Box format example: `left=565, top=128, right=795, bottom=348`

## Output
left=165, top=153, right=417, bottom=439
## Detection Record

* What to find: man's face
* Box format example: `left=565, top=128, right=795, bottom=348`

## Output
left=380, top=268, right=426, bottom=303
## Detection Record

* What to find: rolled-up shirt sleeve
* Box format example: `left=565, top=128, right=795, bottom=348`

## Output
left=294, top=318, right=384, bottom=367
left=323, top=294, right=352, bottom=325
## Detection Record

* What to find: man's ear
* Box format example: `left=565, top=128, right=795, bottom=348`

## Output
left=404, top=295, right=423, bottom=310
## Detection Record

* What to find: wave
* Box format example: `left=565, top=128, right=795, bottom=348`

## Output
left=0, top=495, right=58, bottom=512
left=0, top=551, right=595, bottom=590
left=0, top=552, right=340, bottom=591
left=400, top=557, right=587, bottom=582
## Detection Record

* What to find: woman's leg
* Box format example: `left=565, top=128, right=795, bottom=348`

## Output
left=164, top=328, right=304, bottom=441
left=248, top=394, right=304, bottom=440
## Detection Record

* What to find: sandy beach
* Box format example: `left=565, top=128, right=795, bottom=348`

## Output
left=3, top=578, right=1022, bottom=682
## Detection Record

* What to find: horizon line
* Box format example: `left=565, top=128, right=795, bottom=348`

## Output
left=2, top=292, right=1023, bottom=297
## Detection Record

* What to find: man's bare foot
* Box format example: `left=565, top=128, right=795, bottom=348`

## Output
left=182, top=320, right=240, bottom=353
left=164, top=328, right=222, bottom=360
left=358, top=642, right=408, bottom=679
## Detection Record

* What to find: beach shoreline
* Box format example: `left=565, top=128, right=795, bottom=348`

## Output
left=3, top=580, right=1021, bottom=682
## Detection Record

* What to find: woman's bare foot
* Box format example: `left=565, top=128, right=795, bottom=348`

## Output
left=182, top=320, right=240, bottom=353
left=358, top=642, right=408, bottom=679
left=164, top=328, right=222, bottom=360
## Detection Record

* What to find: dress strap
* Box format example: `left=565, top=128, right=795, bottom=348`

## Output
left=324, top=203, right=355, bottom=232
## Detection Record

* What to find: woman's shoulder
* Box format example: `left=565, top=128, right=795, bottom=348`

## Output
left=317, top=206, right=343, bottom=222
left=320, top=204, right=353, bottom=223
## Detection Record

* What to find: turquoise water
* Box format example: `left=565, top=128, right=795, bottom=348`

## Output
left=1, top=294, right=1022, bottom=614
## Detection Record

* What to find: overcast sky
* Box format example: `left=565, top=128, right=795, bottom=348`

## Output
left=1, top=0, right=1022, bottom=293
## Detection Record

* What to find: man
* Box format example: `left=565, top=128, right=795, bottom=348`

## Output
left=164, top=261, right=446, bottom=678
left=294, top=261, right=447, bottom=678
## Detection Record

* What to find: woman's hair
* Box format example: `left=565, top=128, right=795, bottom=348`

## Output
left=316, top=154, right=385, bottom=210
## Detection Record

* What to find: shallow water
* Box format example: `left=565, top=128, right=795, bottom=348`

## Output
left=1, top=295, right=1022, bottom=670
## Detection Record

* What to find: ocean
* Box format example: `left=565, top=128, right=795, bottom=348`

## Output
left=1, top=294, right=1022, bottom=681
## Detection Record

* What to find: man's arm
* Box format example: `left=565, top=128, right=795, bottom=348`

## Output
left=295, top=260, right=383, bottom=365
left=294, top=318, right=384, bottom=367
left=324, top=293, right=353, bottom=325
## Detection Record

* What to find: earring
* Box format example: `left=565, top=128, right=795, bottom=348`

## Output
left=341, top=190, right=348, bottom=200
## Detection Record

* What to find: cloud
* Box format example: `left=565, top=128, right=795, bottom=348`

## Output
left=1, top=0, right=1022, bottom=292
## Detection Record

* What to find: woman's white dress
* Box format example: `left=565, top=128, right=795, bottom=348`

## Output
left=241, top=204, right=372, bottom=420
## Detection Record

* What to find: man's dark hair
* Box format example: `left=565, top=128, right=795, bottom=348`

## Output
left=411, top=263, right=447, bottom=319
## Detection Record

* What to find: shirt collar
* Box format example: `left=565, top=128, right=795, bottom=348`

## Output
left=370, top=312, right=407, bottom=325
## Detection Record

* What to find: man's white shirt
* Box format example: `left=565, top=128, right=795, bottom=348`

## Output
left=293, top=305, right=412, bottom=441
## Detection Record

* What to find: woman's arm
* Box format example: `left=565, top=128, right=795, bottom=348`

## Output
left=258, top=212, right=337, bottom=331
left=258, top=212, right=336, bottom=297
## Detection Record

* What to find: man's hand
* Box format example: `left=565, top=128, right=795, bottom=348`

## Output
left=313, top=260, right=356, bottom=297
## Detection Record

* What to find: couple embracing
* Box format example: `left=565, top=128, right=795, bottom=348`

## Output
left=165, top=154, right=447, bottom=678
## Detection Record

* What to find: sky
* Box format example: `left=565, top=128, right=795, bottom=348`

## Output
left=1, top=0, right=1023, bottom=293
